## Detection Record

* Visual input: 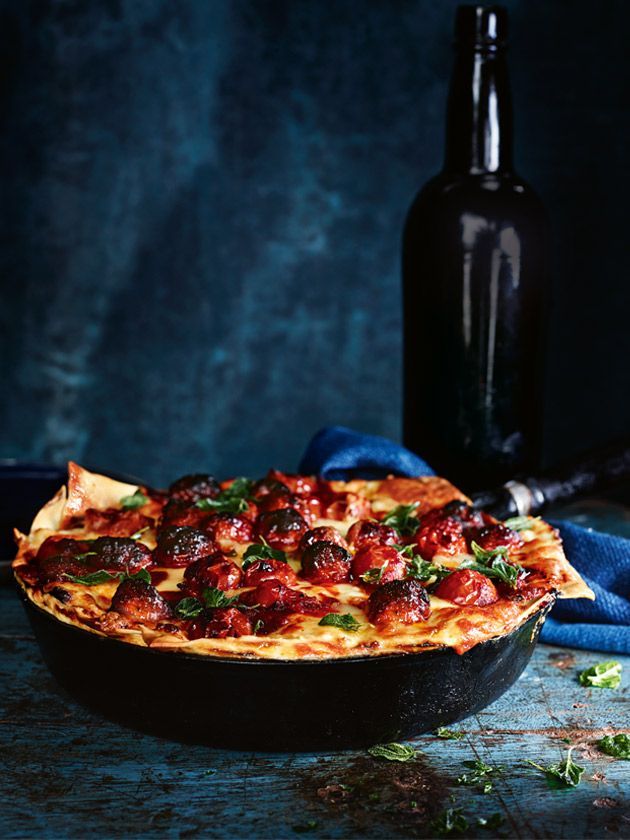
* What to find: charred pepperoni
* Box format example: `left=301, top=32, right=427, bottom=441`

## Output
left=252, top=476, right=291, bottom=500
left=367, top=579, right=430, bottom=627
left=168, top=474, right=221, bottom=503
left=160, top=499, right=214, bottom=530
left=256, top=508, right=308, bottom=551
left=35, top=537, right=95, bottom=584
left=318, top=485, right=373, bottom=521
left=351, top=544, right=407, bottom=585
left=241, top=558, right=298, bottom=587
left=433, top=569, right=499, bottom=607
left=90, top=537, right=153, bottom=573
left=187, top=607, right=252, bottom=639
left=36, top=537, right=91, bottom=562
left=109, top=579, right=173, bottom=623
left=472, top=523, right=523, bottom=552
left=181, top=556, right=242, bottom=596
left=84, top=508, right=152, bottom=537
left=239, top=579, right=333, bottom=616
left=36, top=555, right=96, bottom=585
left=299, top=526, right=348, bottom=554
left=267, top=469, right=318, bottom=496
left=441, top=500, right=485, bottom=528
left=153, top=526, right=218, bottom=567
left=300, top=541, right=352, bottom=584
left=257, top=490, right=297, bottom=515
left=415, top=509, right=467, bottom=560
left=346, top=519, right=398, bottom=549
left=206, top=513, right=254, bottom=550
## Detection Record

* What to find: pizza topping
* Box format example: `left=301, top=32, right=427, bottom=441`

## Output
left=89, top=537, right=152, bottom=573
left=241, top=557, right=298, bottom=586
left=187, top=607, right=253, bottom=639
left=367, top=579, right=431, bottom=627
left=471, top=523, right=523, bottom=552
left=433, top=569, right=499, bottom=606
left=318, top=483, right=373, bottom=521
left=36, top=536, right=92, bottom=562
left=195, top=477, right=254, bottom=515
left=153, top=526, right=218, bottom=567
left=168, top=473, right=221, bottom=503
left=252, top=475, right=291, bottom=499
left=299, top=526, right=348, bottom=553
left=83, top=507, right=153, bottom=538
left=205, top=513, right=254, bottom=550
left=239, top=579, right=333, bottom=617
left=459, top=542, right=524, bottom=589
left=346, top=519, right=399, bottom=549
left=256, top=508, right=309, bottom=551
left=120, top=490, right=149, bottom=510
left=300, top=541, right=352, bottom=584
left=14, top=462, right=594, bottom=658
left=351, top=544, right=407, bottom=586
left=380, top=503, right=421, bottom=536
left=160, top=499, right=214, bottom=530
left=415, top=508, right=467, bottom=560
left=318, top=613, right=362, bottom=632
left=109, top=578, right=173, bottom=623
left=181, top=556, right=242, bottom=596
left=267, top=469, right=318, bottom=497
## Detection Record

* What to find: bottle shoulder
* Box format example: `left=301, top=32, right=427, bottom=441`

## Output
left=407, top=172, right=547, bottom=229
left=408, top=171, right=545, bottom=217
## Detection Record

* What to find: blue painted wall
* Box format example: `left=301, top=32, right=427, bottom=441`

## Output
left=1, top=0, right=628, bottom=485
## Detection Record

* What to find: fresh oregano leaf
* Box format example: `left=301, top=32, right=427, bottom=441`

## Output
left=367, top=742, right=416, bottom=762
left=318, top=613, right=362, bottom=632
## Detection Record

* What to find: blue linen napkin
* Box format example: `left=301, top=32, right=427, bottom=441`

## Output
left=300, top=426, right=630, bottom=654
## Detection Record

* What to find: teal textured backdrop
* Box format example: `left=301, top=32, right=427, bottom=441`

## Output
left=1, top=0, right=628, bottom=484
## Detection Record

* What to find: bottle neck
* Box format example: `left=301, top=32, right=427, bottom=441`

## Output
left=443, top=46, right=513, bottom=175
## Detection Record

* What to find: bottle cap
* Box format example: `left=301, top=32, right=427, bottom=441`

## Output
left=455, top=5, right=508, bottom=49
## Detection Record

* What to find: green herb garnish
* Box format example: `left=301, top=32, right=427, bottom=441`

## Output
left=318, top=613, right=362, bottom=632
left=120, top=490, right=148, bottom=510
left=242, top=541, right=288, bottom=570
left=578, top=661, right=622, bottom=689
left=456, top=758, right=503, bottom=793
left=429, top=808, right=469, bottom=837
left=367, top=742, right=416, bottom=762
left=381, top=503, right=420, bottom=536
left=459, top=541, right=523, bottom=588
left=202, top=587, right=239, bottom=609
left=64, top=569, right=118, bottom=585
left=407, top=554, right=449, bottom=582
left=195, top=477, right=253, bottom=514
left=64, top=567, right=151, bottom=586
left=435, top=727, right=465, bottom=740
left=503, top=515, right=535, bottom=531
left=525, top=748, right=584, bottom=790
left=175, top=597, right=205, bottom=618
left=253, top=619, right=264, bottom=634
left=598, top=734, right=629, bottom=760
left=360, top=566, right=384, bottom=584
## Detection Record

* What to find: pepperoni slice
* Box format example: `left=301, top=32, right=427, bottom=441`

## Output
left=434, top=569, right=499, bottom=607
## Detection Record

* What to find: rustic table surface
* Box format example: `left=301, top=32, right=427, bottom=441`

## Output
left=1, top=582, right=627, bottom=839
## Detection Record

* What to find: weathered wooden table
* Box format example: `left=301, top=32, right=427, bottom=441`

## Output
left=1, top=585, right=627, bottom=839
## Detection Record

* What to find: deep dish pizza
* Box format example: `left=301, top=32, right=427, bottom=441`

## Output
left=13, top=463, right=593, bottom=659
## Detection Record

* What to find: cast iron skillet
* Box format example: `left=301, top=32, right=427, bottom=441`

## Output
left=20, top=592, right=554, bottom=751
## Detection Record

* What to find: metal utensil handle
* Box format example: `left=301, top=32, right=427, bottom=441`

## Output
left=472, top=436, right=630, bottom=519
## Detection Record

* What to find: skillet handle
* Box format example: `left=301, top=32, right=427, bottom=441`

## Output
left=471, top=436, right=630, bottom=519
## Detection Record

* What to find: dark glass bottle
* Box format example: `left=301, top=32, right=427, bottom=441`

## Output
left=402, top=4, right=547, bottom=491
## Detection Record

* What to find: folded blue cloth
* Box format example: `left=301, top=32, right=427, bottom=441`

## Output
left=300, top=426, right=630, bottom=654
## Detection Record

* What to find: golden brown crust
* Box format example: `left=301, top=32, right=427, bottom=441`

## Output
left=13, top=464, right=593, bottom=661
